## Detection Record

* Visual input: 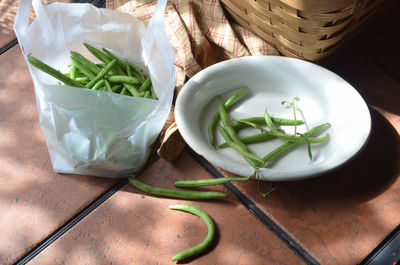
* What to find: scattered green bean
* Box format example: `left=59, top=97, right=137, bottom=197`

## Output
left=174, top=175, right=251, bottom=188
left=208, top=87, right=248, bottom=147
left=218, top=96, right=252, bottom=153
left=27, top=55, right=85, bottom=88
left=217, top=125, right=263, bottom=163
left=264, top=110, right=329, bottom=144
left=169, top=204, right=215, bottom=262
left=128, top=178, right=226, bottom=199
left=218, top=132, right=275, bottom=148
left=261, top=123, right=331, bottom=165
left=231, top=116, right=304, bottom=130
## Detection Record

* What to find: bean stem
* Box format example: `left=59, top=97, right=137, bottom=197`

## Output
left=128, top=178, right=226, bottom=200
left=169, top=204, right=215, bottom=261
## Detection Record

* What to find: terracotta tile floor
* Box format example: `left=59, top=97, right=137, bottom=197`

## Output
left=1, top=1, right=399, bottom=265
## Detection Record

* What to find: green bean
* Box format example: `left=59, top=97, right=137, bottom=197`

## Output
left=83, top=43, right=117, bottom=75
left=144, top=90, right=151, bottom=98
left=261, top=123, right=331, bottom=165
left=70, top=57, right=96, bottom=80
left=125, top=60, right=133, bottom=77
left=64, top=71, right=85, bottom=78
left=128, top=62, right=146, bottom=82
left=150, top=85, right=158, bottom=99
left=218, top=96, right=251, bottom=152
left=101, top=48, right=129, bottom=76
left=27, top=55, right=85, bottom=88
left=208, top=87, right=248, bottom=147
left=231, top=116, right=304, bottom=130
left=84, top=43, right=112, bottom=64
left=104, top=79, right=113, bottom=92
left=124, top=84, right=139, bottom=96
left=70, top=59, right=77, bottom=79
left=264, top=110, right=329, bottom=144
left=217, top=125, right=263, bottom=163
left=102, top=48, right=126, bottom=71
left=92, top=79, right=105, bottom=90
left=85, top=59, right=117, bottom=88
left=120, top=86, right=130, bottom=96
left=76, top=77, right=90, bottom=84
left=138, top=76, right=152, bottom=92
left=128, top=178, right=226, bottom=199
left=111, top=85, right=122, bottom=93
left=170, top=204, right=215, bottom=261
left=174, top=175, right=250, bottom=188
left=107, top=75, right=140, bottom=85
left=218, top=132, right=275, bottom=148
left=70, top=51, right=102, bottom=75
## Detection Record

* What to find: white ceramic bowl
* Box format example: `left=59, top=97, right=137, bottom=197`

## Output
left=175, top=56, right=371, bottom=181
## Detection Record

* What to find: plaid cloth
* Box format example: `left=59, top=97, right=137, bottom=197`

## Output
left=106, top=0, right=278, bottom=91
left=106, top=0, right=279, bottom=161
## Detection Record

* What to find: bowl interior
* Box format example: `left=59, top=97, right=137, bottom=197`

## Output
left=175, top=56, right=371, bottom=181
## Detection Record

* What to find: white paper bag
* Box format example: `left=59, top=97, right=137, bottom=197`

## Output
left=14, top=0, right=175, bottom=177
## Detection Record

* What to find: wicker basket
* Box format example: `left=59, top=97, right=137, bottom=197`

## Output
left=220, top=0, right=390, bottom=61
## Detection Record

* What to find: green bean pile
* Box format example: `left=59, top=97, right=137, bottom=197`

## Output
left=27, top=43, right=156, bottom=99
left=208, top=87, right=331, bottom=169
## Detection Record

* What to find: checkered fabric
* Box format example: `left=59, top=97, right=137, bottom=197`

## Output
left=106, top=0, right=279, bottom=91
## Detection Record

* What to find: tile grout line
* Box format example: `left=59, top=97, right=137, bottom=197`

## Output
left=359, top=224, right=400, bottom=265
left=14, top=154, right=159, bottom=265
left=186, top=147, right=320, bottom=265
left=0, top=39, right=18, bottom=55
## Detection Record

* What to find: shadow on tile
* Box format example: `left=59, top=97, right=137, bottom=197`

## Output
left=283, top=106, right=399, bottom=203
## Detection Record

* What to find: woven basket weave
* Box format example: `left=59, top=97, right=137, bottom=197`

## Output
left=220, top=0, right=390, bottom=61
